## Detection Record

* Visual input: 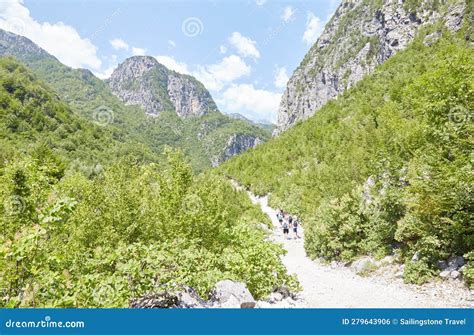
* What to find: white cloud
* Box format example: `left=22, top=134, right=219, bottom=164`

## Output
left=255, top=0, right=267, bottom=6
left=193, top=55, right=251, bottom=91
left=155, top=55, right=189, bottom=74
left=274, top=66, right=289, bottom=89
left=218, top=84, right=281, bottom=123
left=303, top=12, right=323, bottom=45
left=281, top=6, right=295, bottom=23
left=228, top=32, right=260, bottom=59
left=0, top=0, right=101, bottom=70
left=168, top=40, right=176, bottom=48
left=219, top=45, right=227, bottom=54
left=110, top=38, right=129, bottom=51
left=132, top=47, right=147, bottom=56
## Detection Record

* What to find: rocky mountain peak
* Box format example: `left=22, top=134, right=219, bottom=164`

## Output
left=107, top=55, right=217, bottom=118
left=274, top=0, right=467, bottom=135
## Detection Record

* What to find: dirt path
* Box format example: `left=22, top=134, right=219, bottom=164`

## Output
left=247, top=192, right=472, bottom=308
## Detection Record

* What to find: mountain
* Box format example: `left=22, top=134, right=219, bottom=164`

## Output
left=221, top=8, right=473, bottom=288
left=0, top=29, right=269, bottom=170
left=0, top=57, right=126, bottom=170
left=107, top=56, right=217, bottom=118
left=275, top=0, right=468, bottom=134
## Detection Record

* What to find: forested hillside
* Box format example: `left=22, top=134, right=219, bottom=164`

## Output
left=0, top=29, right=269, bottom=171
left=0, top=59, right=296, bottom=306
left=221, top=30, right=473, bottom=286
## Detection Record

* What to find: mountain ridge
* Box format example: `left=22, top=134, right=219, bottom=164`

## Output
left=275, top=0, right=467, bottom=134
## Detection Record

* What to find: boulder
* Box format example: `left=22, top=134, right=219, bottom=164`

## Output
left=211, top=280, right=256, bottom=309
left=450, top=271, right=461, bottom=280
left=439, top=270, right=451, bottom=279
left=177, top=286, right=209, bottom=308
left=437, top=260, right=448, bottom=270
left=447, top=256, right=464, bottom=270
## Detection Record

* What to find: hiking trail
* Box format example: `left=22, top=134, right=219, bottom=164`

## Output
left=242, top=188, right=472, bottom=308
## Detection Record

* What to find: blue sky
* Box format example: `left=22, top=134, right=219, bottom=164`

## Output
left=0, top=0, right=340, bottom=123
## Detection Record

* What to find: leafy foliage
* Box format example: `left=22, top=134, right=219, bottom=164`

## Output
left=0, top=150, right=297, bottom=307
left=220, top=32, right=473, bottom=285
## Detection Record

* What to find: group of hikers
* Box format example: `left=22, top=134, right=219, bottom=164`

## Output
left=276, top=209, right=300, bottom=239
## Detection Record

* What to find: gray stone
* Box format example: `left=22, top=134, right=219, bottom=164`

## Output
left=450, top=271, right=461, bottom=280
left=177, top=286, right=209, bottom=308
left=437, top=260, right=448, bottom=270
left=218, top=294, right=242, bottom=308
left=268, top=292, right=283, bottom=303
left=423, top=31, right=441, bottom=46
left=439, top=270, right=451, bottom=279
left=211, top=280, right=256, bottom=309
left=447, top=256, right=464, bottom=270
left=411, top=252, right=420, bottom=262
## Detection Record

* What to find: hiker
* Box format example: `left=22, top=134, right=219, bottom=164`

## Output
left=276, top=209, right=284, bottom=226
left=282, top=217, right=289, bottom=238
left=292, top=216, right=300, bottom=239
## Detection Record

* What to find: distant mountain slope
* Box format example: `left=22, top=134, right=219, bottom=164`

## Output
left=228, top=113, right=276, bottom=133
left=275, top=0, right=468, bottom=134
left=107, top=56, right=217, bottom=118
left=0, top=57, right=137, bottom=170
left=0, top=29, right=269, bottom=170
left=221, top=26, right=473, bottom=286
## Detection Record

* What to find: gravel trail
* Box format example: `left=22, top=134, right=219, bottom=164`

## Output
left=248, top=193, right=472, bottom=308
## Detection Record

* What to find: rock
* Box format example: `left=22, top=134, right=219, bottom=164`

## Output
left=450, top=271, right=461, bottom=280
left=459, top=265, right=466, bottom=273
left=130, top=292, right=179, bottom=308
left=218, top=294, right=242, bottom=308
left=211, top=280, right=256, bottom=309
left=423, top=31, right=441, bottom=46
left=107, top=56, right=216, bottom=118
left=274, top=1, right=466, bottom=134
left=447, top=256, right=464, bottom=270
left=437, top=260, right=448, bottom=270
left=211, top=134, right=262, bottom=167
left=273, top=286, right=292, bottom=299
left=177, top=286, right=209, bottom=308
left=445, top=3, right=466, bottom=32
left=439, top=270, right=451, bottom=279
left=268, top=292, right=283, bottom=303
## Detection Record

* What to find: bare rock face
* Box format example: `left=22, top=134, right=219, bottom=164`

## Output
left=211, top=134, right=263, bottom=167
left=107, top=56, right=217, bottom=118
left=275, top=0, right=467, bottom=134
